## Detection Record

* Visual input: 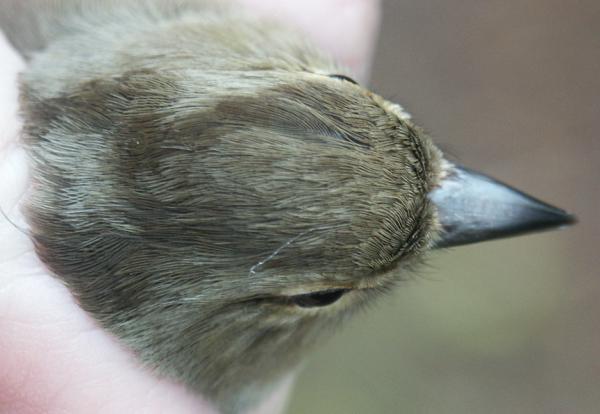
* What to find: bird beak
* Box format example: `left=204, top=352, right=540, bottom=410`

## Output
left=429, top=164, right=576, bottom=248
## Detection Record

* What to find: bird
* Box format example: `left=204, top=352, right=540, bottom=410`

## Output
left=0, top=1, right=575, bottom=413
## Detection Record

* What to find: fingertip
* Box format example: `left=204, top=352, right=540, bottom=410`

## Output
left=0, top=30, right=25, bottom=149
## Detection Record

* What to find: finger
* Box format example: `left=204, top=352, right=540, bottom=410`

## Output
left=0, top=31, right=30, bottom=274
left=236, top=0, right=382, bottom=83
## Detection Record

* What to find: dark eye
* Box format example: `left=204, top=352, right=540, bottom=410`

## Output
left=291, top=289, right=349, bottom=308
left=329, top=74, right=359, bottom=85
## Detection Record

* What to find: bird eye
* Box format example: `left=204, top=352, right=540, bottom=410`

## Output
left=290, top=289, right=349, bottom=308
left=329, top=74, right=359, bottom=85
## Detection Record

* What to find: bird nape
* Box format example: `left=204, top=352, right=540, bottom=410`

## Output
left=0, top=1, right=575, bottom=413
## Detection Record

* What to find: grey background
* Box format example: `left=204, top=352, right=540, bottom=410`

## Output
left=288, top=0, right=599, bottom=413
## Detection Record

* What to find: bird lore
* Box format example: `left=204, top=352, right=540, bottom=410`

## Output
left=0, top=1, right=575, bottom=413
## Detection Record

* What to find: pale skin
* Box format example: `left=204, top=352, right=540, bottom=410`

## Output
left=0, top=1, right=380, bottom=413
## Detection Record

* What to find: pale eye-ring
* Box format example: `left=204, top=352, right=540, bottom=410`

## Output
left=290, top=289, right=349, bottom=308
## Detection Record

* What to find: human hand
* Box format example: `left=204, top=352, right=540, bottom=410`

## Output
left=0, top=1, right=380, bottom=413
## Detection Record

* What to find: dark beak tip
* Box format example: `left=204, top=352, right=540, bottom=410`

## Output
left=562, top=212, right=578, bottom=226
left=514, top=207, right=577, bottom=238
left=550, top=211, right=577, bottom=230
left=528, top=203, right=577, bottom=229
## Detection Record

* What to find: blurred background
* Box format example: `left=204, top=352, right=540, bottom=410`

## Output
left=288, top=0, right=599, bottom=413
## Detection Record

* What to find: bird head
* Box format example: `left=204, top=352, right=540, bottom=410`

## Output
left=25, top=65, right=573, bottom=412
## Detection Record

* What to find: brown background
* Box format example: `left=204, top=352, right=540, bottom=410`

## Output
left=288, top=0, right=599, bottom=413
